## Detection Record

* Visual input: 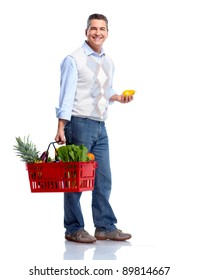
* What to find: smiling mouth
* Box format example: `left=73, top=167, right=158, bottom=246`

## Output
left=92, top=35, right=103, bottom=39
left=92, top=37, right=103, bottom=42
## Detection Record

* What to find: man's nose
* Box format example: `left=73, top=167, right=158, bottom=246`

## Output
left=95, top=29, right=101, bottom=35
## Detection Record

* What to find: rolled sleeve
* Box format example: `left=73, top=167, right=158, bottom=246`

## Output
left=55, top=56, right=78, bottom=121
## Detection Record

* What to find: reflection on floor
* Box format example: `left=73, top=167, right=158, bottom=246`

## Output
left=63, top=240, right=132, bottom=260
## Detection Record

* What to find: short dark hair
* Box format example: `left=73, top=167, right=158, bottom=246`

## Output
left=86, top=13, right=108, bottom=31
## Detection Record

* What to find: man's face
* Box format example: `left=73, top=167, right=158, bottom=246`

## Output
left=85, top=19, right=108, bottom=52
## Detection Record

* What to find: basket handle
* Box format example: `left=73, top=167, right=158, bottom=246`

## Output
left=46, top=141, right=61, bottom=162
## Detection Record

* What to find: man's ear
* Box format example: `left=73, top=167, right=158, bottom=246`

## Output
left=85, top=29, right=88, bottom=36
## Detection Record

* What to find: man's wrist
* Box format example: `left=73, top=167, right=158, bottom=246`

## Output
left=58, top=119, right=68, bottom=129
left=110, top=94, right=119, bottom=102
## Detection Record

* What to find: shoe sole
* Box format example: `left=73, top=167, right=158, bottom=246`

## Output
left=95, top=236, right=132, bottom=241
left=65, top=236, right=96, bottom=243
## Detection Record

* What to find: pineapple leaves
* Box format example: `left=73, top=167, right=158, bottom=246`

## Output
left=13, top=136, right=40, bottom=163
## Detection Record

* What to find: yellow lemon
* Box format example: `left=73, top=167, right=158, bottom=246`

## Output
left=122, top=90, right=136, bottom=96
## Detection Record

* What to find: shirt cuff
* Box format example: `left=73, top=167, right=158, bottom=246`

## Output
left=56, top=108, right=71, bottom=121
left=108, top=89, right=117, bottom=104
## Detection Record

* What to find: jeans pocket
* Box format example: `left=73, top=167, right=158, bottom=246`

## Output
left=64, top=122, right=72, bottom=144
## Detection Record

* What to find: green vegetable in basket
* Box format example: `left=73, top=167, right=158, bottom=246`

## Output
left=57, top=144, right=89, bottom=162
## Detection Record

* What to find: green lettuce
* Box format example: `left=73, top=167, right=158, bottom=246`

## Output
left=57, top=144, right=89, bottom=162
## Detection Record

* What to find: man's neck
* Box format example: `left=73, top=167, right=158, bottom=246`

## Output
left=86, top=40, right=101, bottom=54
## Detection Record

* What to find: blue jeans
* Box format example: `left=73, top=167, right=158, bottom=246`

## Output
left=64, top=117, right=117, bottom=234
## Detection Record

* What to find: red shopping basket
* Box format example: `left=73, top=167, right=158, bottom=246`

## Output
left=26, top=142, right=97, bottom=193
left=26, top=161, right=97, bottom=193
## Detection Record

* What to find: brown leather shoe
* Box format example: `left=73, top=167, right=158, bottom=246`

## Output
left=65, top=229, right=97, bottom=243
left=95, top=229, right=132, bottom=241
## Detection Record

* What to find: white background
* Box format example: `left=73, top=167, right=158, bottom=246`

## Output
left=0, top=0, right=199, bottom=279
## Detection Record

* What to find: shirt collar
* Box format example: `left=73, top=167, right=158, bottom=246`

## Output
left=82, top=41, right=105, bottom=57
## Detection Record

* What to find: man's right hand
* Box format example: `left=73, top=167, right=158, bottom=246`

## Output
left=55, top=119, right=67, bottom=144
left=55, top=132, right=66, bottom=144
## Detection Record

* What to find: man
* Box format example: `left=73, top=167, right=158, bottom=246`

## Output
left=55, top=13, right=133, bottom=243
